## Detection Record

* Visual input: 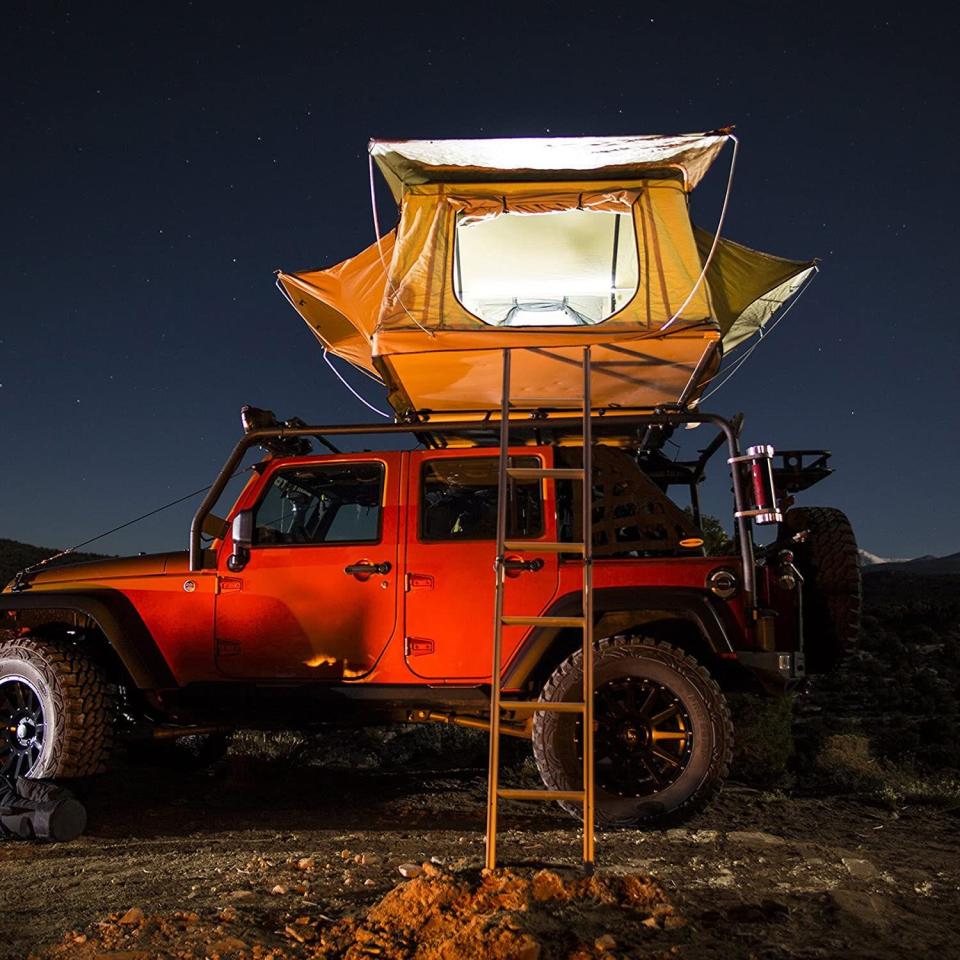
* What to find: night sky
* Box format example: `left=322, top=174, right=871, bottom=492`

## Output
left=3, top=3, right=957, bottom=560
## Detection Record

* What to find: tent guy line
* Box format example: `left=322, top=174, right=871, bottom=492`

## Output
left=368, top=151, right=436, bottom=338
left=700, top=265, right=820, bottom=403
left=659, top=134, right=737, bottom=333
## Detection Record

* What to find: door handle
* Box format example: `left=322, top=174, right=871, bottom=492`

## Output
left=344, top=561, right=392, bottom=576
left=502, top=557, right=545, bottom=574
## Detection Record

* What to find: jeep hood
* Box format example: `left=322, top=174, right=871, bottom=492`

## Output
left=5, top=552, right=190, bottom=592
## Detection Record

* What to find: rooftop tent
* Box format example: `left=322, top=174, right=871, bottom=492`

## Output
left=277, top=132, right=815, bottom=419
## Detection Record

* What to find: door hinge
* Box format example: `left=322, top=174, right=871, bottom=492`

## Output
left=405, top=572, right=435, bottom=591
left=404, top=636, right=435, bottom=656
left=216, top=637, right=242, bottom=657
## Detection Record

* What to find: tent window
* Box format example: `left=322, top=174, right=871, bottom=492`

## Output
left=453, top=209, right=639, bottom=327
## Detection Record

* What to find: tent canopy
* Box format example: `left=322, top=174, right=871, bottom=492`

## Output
left=369, top=132, right=731, bottom=201
left=277, top=133, right=816, bottom=420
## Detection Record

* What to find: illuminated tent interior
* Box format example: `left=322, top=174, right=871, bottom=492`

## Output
left=277, top=133, right=815, bottom=420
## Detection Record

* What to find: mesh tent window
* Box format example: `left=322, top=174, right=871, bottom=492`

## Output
left=453, top=208, right=639, bottom=327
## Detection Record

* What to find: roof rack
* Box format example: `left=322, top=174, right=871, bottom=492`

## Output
left=189, top=409, right=744, bottom=574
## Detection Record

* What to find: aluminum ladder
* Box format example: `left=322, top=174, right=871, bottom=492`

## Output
left=484, top=345, right=596, bottom=870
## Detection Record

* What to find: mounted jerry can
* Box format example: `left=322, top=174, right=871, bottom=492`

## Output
left=278, top=132, right=816, bottom=419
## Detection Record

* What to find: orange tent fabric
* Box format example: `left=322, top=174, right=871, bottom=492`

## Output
left=277, top=133, right=813, bottom=419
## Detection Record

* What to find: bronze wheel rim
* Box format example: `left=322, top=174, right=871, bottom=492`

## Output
left=580, top=675, right=694, bottom=798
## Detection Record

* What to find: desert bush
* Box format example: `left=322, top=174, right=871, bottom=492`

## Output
left=728, top=693, right=795, bottom=788
left=813, top=733, right=886, bottom=793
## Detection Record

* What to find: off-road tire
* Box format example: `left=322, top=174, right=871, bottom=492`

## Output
left=532, top=636, right=733, bottom=828
left=783, top=506, right=861, bottom=673
left=0, top=636, right=114, bottom=778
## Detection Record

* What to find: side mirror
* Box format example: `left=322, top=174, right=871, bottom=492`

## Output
left=227, top=511, right=253, bottom=572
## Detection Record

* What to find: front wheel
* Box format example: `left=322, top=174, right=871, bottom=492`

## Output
left=532, top=637, right=733, bottom=827
left=0, top=636, right=113, bottom=779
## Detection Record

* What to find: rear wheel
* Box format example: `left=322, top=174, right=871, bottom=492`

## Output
left=532, top=636, right=733, bottom=827
left=0, top=636, right=113, bottom=779
left=783, top=506, right=861, bottom=673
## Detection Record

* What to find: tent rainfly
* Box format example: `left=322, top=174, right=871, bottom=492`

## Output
left=278, top=132, right=815, bottom=420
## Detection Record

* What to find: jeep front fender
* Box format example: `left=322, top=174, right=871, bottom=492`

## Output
left=1, top=591, right=176, bottom=689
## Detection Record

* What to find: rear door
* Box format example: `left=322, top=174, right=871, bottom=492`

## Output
left=403, top=449, right=560, bottom=680
left=215, top=454, right=401, bottom=679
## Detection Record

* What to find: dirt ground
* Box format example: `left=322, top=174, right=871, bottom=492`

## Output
left=1, top=737, right=957, bottom=960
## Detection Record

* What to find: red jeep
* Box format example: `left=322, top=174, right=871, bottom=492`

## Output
left=1, top=407, right=860, bottom=827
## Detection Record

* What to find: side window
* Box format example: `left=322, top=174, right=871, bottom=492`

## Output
left=420, top=457, right=544, bottom=541
left=253, top=462, right=384, bottom=546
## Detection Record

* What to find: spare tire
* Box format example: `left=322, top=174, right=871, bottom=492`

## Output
left=782, top=506, right=861, bottom=673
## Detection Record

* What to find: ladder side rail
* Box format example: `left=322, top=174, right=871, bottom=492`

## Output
left=581, top=345, right=596, bottom=867
left=484, top=347, right=513, bottom=871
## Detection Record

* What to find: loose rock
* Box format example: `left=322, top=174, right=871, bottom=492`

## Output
left=842, top=857, right=879, bottom=880
left=727, top=831, right=786, bottom=846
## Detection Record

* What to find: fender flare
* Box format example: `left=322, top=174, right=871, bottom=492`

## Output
left=0, top=590, right=176, bottom=689
left=502, top=586, right=738, bottom=689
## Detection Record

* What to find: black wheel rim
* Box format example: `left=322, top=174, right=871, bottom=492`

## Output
left=0, top=676, right=46, bottom=778
left=581, top=675, right=694, bottom=798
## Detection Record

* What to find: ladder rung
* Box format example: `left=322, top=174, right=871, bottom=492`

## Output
left=506, top=467, right=584, bottom=480
left=501, top=615, right=585, bottom=628
left=503, top=541, right=586, bottom=554
left=502, top=700, right=585, bottom=713
left=497, top=788, right=585, bottom=802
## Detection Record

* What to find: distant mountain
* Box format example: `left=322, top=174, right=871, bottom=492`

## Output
left=861, top=551, right=960, bottom=576
left=858, top=549, right=908, bottom=567
left=0, top=538, right=111, bottom=589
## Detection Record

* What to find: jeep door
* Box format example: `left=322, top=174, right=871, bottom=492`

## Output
left=215, top=455, right=401, bottom=679
left=403, top=449, right=560, bottom=681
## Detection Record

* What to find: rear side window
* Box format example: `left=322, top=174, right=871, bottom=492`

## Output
left=420, top=457, right=544, bottom=541
left=254, top=462, right=384, bottom=545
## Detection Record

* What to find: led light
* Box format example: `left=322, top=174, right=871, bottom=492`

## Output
left=679, top=537, right=705, bottom=548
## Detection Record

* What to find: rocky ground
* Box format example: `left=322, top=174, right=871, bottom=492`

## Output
left=2, top=572, right=958, bottom=959
left=2, top=733, right=957, bottom=960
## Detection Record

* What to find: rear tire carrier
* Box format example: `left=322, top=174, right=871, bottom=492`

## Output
left=783, top=506, right=861, bottom=673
